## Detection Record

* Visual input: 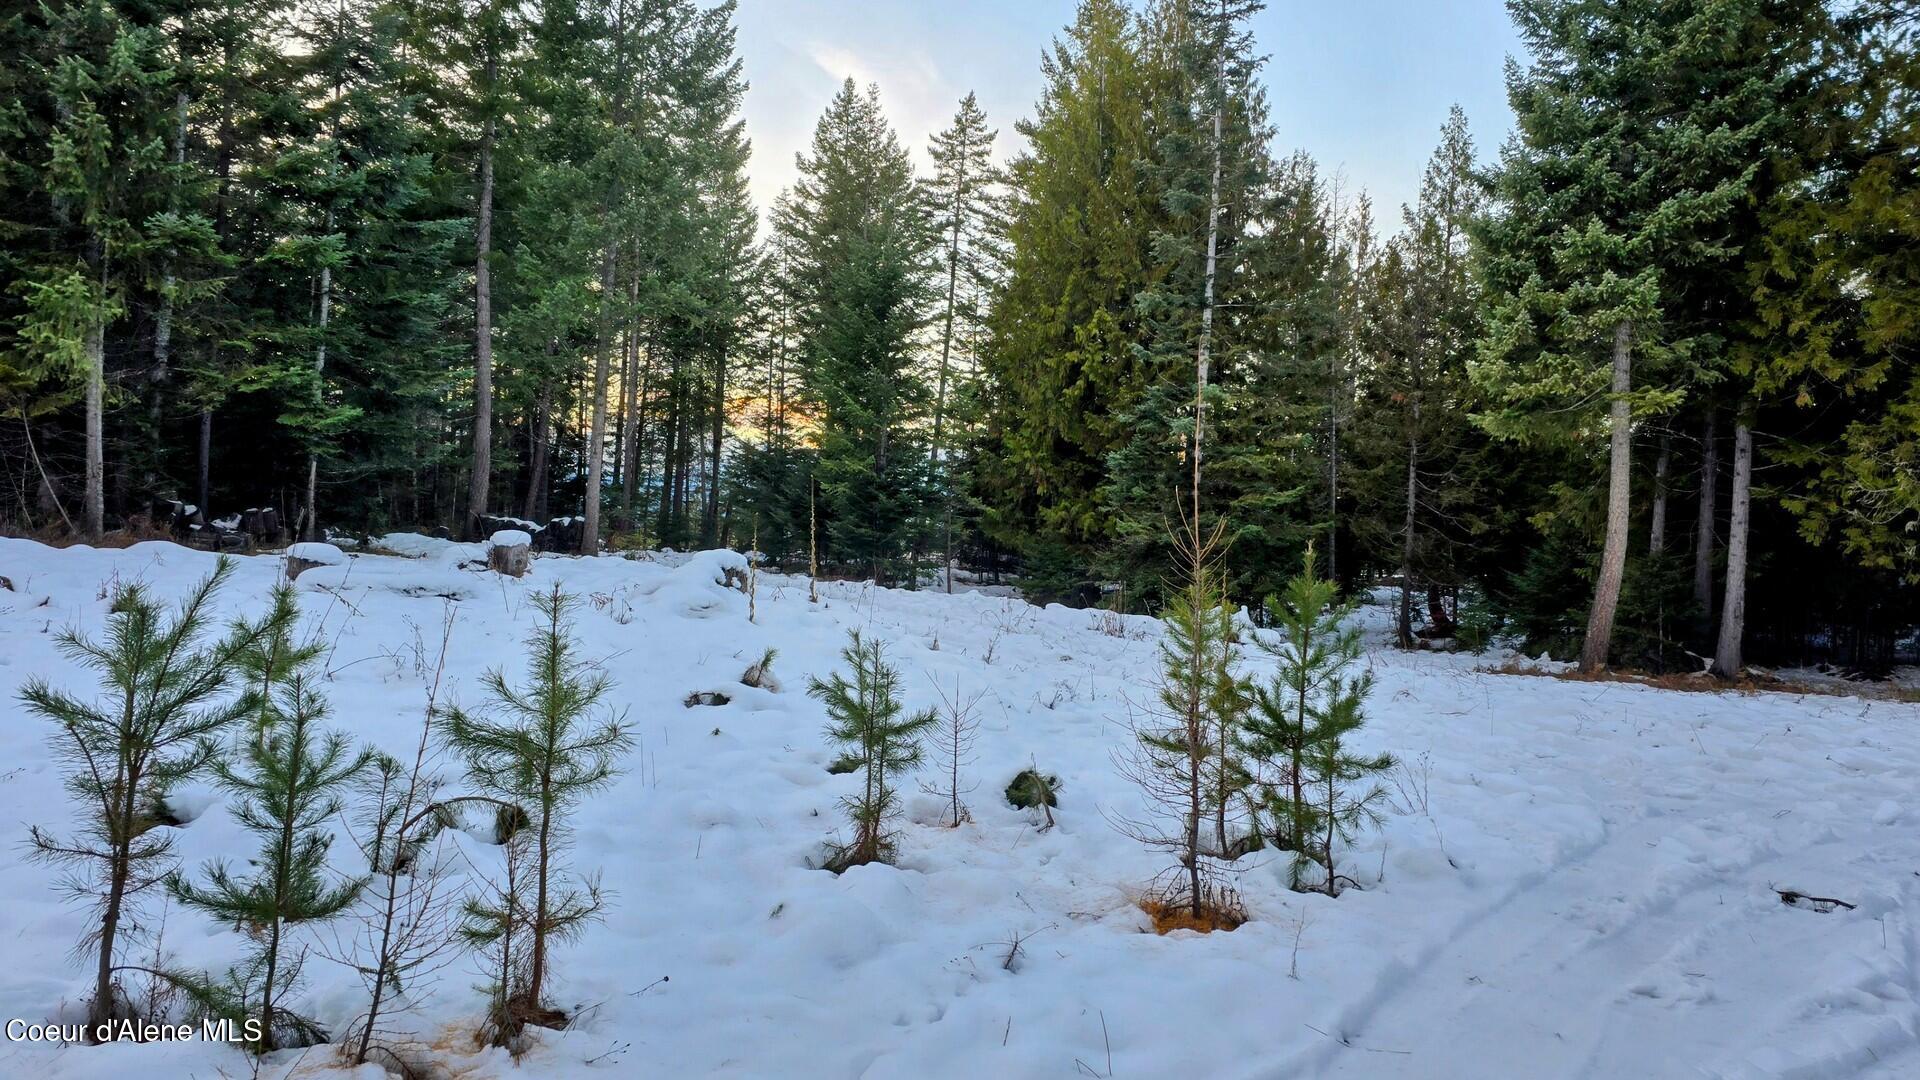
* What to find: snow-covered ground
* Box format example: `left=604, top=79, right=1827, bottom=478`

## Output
left=0, top=536, right=1916, bottom=1079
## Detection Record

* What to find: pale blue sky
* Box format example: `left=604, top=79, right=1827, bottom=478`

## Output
left=733, top=0, right=1525, bottom=228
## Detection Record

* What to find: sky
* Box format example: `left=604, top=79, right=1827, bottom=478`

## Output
left=732, top=0, right=1526, bottom=230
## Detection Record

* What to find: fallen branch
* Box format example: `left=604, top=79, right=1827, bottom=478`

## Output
left=1776, top=888, right=1856, bottom=911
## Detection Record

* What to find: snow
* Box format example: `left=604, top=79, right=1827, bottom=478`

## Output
left=0, top=537, right=1917, bottom=1078
left=487, top=529, right=533, bottom=549
left=286, top=541, right=347, bottom=565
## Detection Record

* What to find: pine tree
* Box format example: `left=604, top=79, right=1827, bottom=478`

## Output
left=1241, top=545, right=1393, bottom=895
left=1113, top=520, right=1247, bottom=923
left=439, top=583, right=630, bottom=1041
left=168, top=630, right=372, bottom=1051
left=807, top=630, right=936, bottom=871
left=21, top=559, right=272, bottom=1037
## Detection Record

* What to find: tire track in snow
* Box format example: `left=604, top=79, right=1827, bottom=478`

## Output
left=1270, top=809, right=1783, bottom=1079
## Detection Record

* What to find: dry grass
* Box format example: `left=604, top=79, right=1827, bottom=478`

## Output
left=1483, top=658, right=1920, bottom=703
left=1139, top=897, right=1245, bottom=935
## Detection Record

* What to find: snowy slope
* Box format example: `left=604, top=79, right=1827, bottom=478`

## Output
left=0, top=537, right=1915, bottom=1079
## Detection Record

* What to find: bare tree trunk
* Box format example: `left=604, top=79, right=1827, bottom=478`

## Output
left=705, top=341, right=725, bottom=546
left=1649, top=430, right=1670, bottom=555
left=197, top=408, right=211, bottom=513
left=931, top=156, right=969, bottom=591
left=1397, top=392, right=1420, bottom=649
left=1192, top=67, right=1224, bottom=539
left=611, top=326, right=630, bottom=490
left=616, top=314, right=641, bottom=529
left=305, top=210, right=333, bottom=542
left=83, top=308, right=105, bottom=537
left=524, top=362, right=552, bottom=521
left=1579, top=320, right=1634, bottom=673
left=150, top=91, right=190, bottom=440
left=468, top=102, right=496, bottom=538
left=1693, top=409, right=1718, bottom=614
left=582, top=243, right=616, bottom=553
left=1711, top=420, right=1752, bottom=679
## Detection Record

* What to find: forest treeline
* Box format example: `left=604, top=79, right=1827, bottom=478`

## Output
left=2, top=0, right=1917, bottom=674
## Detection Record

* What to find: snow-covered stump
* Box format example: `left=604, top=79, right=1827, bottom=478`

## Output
left=487, top=530, right=533, bottom=577
left=284, top=541, right=346, bottom=581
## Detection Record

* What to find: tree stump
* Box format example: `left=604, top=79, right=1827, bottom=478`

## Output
left=285, top=541, right=346, bottom=581
left=487, top=530, right=533, bottom=577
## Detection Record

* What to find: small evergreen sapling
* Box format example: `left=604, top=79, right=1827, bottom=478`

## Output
left=21, top=558, right=273, bottom=1038
left=169, top=588, right=372, bottom=1050
left=1112, top=522, right=1249, bottom=925
left=808, top=631, right=937, bottom=870
left=440, top=584, right=631, bottom=1043
left=1242, top=546, right=1395, bottom=895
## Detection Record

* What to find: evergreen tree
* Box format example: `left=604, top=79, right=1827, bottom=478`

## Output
left=1241, top=545, right=1393, bottom=895
left=778, top=79, right=936, bottom=583
left=1113, top=521, right=1247, bottom=922
left=924, top=92, right=1005, bottom=590
left=1102, top=0, right=1271, bottom=600
left=169, top=629, right=372, bottom=1051
left=439, top=583, right=630, bottom=1041
left=1476, top=0, right=1789, bottom=672
left=1209, top=153, right=1350, bottom=607
left=1348, top=107, right=1492, bottom=647
left=9, top=0, right=182, bottom=536
left=20, top=559, right=272, bottom=1037
left=1746, top=3, right=1915, bottom=577
left=807, top=630, right=936, bottom=871
left=981, top=0, right=1175, bottom=593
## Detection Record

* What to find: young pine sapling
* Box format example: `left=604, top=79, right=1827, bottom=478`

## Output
left=169, top=620, right=373, bottom=1050
left=1241, top=546, right=1395, bottom=895
left=1111, top=521, right=1249, bottom=924
left=440, top=585, right=631, bottom=1043
left=808, top=631, right=936, bottom=870
left=22, top=559, right=275, bottom=1038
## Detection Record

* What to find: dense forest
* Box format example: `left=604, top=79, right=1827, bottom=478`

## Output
left=2, top=0, right=1917, bottom=675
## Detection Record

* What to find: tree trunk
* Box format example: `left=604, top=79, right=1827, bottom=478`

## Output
left=1579, top=320, right=1634, bottom=674
left=197, top=408, right=212, bottom=513
left=1192, top=68, right=1224, bottom=539
left=931, top=159, right=967, bottom=591
left=524, top=369, right=551, bottom=522
left=83, top=309, right=105, bottom=537
left=1648, top=431, right=1670, bottom=555
left=1397, top=398, right=1420, bottom=649
left=306, top=211, right=333, bottom=542
left=1710, top=420, right=1752, bottom=679
left=468, top=108, right=496, bottom=538
left=623, top=330, right=650, bottom=530
left=1693, top=409, right=1718, bottom=614
left=150, top=91, right=190, bottom=440
left=616, top=315, right=640, bottom=529
left=705, top=341, right=725, bottom=546
left=581, top=244, right=616, bottom=553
